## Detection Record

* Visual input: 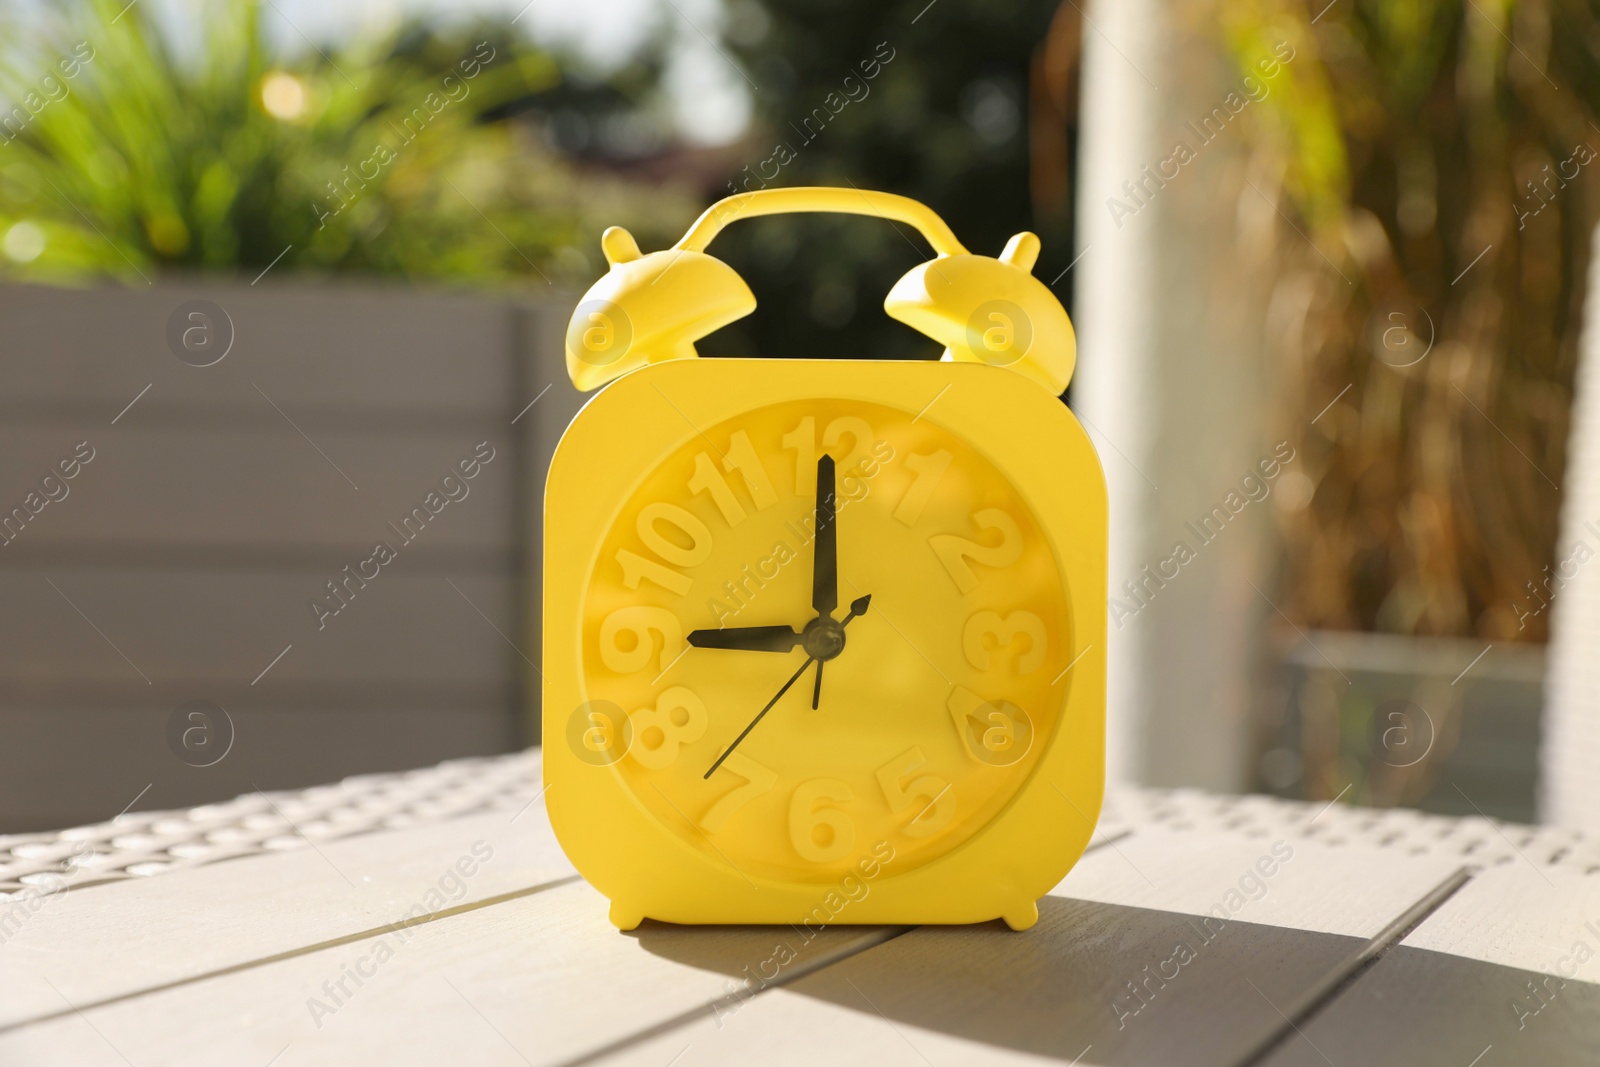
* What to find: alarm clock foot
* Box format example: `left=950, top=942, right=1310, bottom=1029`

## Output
left=608, top=900, right=645, bottom=931
left=1001, top=899, right=1039, bottom=931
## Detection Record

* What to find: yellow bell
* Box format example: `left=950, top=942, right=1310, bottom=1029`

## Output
left=564, top=225, right=755, bottom=392
left=563, top=188, right=1075, bottom=396
left=885, top=231, right=1076, bottom=395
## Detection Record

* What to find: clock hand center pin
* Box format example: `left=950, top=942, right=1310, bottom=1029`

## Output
left=704, top=599, right=870, bottom=779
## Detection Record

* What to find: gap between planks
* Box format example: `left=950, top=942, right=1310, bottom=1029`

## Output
left=2, top=829, right=1139, bottom=1047
left=1231, top=865, right=1477, bottom=1067
left=0, top=875, right=583, bottom=1037
left=548, top=925, right=918, bottom=1067
left=547, top=827, right=1139, bottom=1067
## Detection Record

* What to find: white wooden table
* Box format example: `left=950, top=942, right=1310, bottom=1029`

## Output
left=2, top=750, right=1596, bottom=1066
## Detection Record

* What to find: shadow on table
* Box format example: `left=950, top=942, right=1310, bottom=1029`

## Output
left=633, top=894, right=1600, bottom=1066
left=632, top=895, right=1359, bottom=1066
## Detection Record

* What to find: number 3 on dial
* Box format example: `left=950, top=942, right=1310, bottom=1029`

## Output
left=962, top=610, right=1046, bottom=674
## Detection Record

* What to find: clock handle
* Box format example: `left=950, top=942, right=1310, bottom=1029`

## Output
left=673, top=187, right=969, bottom=257
left=563, top=187, right=1075, bottom=395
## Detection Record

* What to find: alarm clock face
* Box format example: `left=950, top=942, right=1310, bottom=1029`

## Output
left=578, top=398, right=1074, bottom=883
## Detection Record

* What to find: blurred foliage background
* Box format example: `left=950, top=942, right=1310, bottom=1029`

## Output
left=1206, top=0, right=1599, bottom=813
left=0, top=0, right=702, bottom=286
left=2, top=0, right=1594, bottom=814
left=1219, top=0, right=1598, bottom=647
left=0, top=0, right=1070, bottom=341
left=698, top=0, right=1069, bottom=362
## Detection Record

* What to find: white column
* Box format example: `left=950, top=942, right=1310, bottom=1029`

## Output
left=1074, top=1, right=1284, bottom=790
left=1541, top=222, right=1600, bottom=828
left=1072, top=0, right=1165, bottom=783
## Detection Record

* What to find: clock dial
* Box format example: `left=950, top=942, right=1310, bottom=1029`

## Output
left=580, top=398, right=1073, bottom=883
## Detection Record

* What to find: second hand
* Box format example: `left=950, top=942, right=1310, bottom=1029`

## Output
left=702, top=655, right=817, bottom=780
left=704, top=594, right=871, bottom=779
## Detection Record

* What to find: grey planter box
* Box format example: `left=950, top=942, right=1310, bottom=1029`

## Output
left=0, top=279, right=583, bottom=831
left=1255, top=630, right=1545, bottom=823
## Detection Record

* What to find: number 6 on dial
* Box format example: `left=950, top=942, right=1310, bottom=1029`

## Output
left=789, top=779, right=856, bottom=862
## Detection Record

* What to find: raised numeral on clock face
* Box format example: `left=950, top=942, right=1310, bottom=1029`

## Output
left=724, top=430, right=779, bottom=510
left=931, top=509, right=1023, bottom=594
left=616, top=502, right=714, bottom=596
left=628, top=687, right=707, bottom=770
left=947, top=685, right=1034, bottom=767
left=599, top=606, right=684, bottom=675
left=617, top=549, right=690, bottom=596
left=699, top=752, right=777, bottom=833
left=638, top=503, right=712, bottom=567
left=780, top=416, right=816, bottom=496
left=782, top=415, right=877, bottom=495
left=789, top=778, right=856, bottom=862
left=688, top=431, right=778, bottom=527
left=962, top=610, right=1046, bottom=674
left=875, top=746, right=956, bottom=838
left=894, top=449, right=953, bottom=526
left=689, top=452, right=745, bottom=527
left=824, top=417, right=874, bottom=475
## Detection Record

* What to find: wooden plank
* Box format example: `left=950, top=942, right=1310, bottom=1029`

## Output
left=0, top=825, right=1466, bottom=1066
left=0, top=799, right=566, bottom=1032
left=0, top=876, right=898, bottom=1067
left=0, top=706, right=520, bottom=834
left=1260, top=861, right=1600, bottom=1066
left=0, top=426, right=515, bottom=557
left=587, top=827, right=1468, bottom=1067
left=0, top=804, right=897, bottom=1067
left=0, top=281, right=519, bottom=412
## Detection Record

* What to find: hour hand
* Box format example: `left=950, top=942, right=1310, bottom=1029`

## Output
left=687, top=625, right=804, bottom=653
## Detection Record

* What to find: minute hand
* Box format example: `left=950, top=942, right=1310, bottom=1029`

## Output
left=813, top=454, right=837, bottom=619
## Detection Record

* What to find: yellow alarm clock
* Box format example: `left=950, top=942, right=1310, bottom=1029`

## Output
left=543, top=187, right=1106, bottom=932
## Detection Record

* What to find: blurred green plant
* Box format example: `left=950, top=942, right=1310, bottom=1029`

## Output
left=0, top=0, right=698, bottom=286
left=1214, top=0, right=1599, bottom=644
left=704, top=0, right=1065, bottom=364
